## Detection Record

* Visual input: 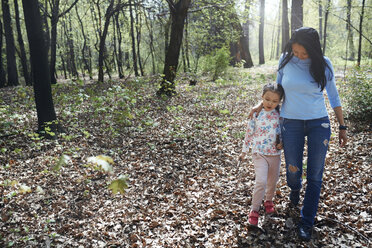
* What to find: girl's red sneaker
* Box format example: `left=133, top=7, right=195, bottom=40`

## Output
left=264, top=201, right=275, bottom=214
left=248, top=210, right=259, bottom=225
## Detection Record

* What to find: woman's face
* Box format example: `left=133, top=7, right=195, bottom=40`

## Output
left=292, top=43, right=309, bottom=60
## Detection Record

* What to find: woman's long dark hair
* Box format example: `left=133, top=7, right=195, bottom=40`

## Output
left=278, top=27, right=333, bottom=91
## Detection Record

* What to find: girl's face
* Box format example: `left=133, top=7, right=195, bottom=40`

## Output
left=262, top=91, right=281, bottom=111
left=292, top=43, right=309, bottom=60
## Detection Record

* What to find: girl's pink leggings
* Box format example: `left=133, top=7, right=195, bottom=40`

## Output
left=251, top=154, right=281, bottom=211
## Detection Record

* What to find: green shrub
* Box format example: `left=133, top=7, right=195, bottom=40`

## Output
left=201, top=46, right=231, bottom=80
left=340, top=66, right=372, bottom=125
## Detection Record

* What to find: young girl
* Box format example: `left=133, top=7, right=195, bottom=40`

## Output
left=239, top=82, right=284, bottom=226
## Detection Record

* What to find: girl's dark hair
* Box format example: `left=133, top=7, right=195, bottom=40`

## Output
left=263, top=82, right=285, bottom=112
left=278, top=27, right=333, bottom=91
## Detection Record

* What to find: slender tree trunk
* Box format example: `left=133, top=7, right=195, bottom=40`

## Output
left=242, top=0, right=253, bottom=68
left=357, top=0, right=365, bottom=66
left=98, top=0, right=115, bottom=82
left=291, top=0, right=303, bottom=34
left=322, top=0, right=331, bottom=54
left=2, top=0, right=19, bottom=86
left=281, top=0, right=289, bottom=53
left=0, top=21, right=6, bottom=87
left=75, top=4, right=91, bottom=79
left=129, top=0, right=139, bottom=76
left=184, top=15, right=190, bottom=71
left=318, top=0, right=323, bottom=41
left=67, top=14, right=78, bottom=78
left=22, top=0, right=61, bottom=137
left=158, top=0, right=191, bottom=96
left=346, top=0, right=355, bottom=60
left=258, top=0, right=265, bottom=64
left=115, top=12, right=124, bottom=78
left=276, top=1, right=281, bottom=59
left=50, top=0, right=60, bottom=84
left=135, top=1, right=144, bottom=76
left=14, top=0, right=32, bottom=85
left=144, top=11, right=156, bottom=74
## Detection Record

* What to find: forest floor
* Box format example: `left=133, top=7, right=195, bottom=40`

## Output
left=0, top=66, right=371, bottom=247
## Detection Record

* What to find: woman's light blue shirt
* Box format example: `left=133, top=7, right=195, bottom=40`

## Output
left=276, top=55, right=341, bottom=120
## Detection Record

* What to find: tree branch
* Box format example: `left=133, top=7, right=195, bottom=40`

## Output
left=58, top=0, right=80, bottom=18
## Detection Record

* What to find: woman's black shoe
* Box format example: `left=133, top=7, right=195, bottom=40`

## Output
left=298, top=223, right=312, bottom=241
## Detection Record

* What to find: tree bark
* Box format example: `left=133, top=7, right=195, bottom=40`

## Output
left=129, top=0, right=139, bottom=77
left=357, top=0, right=365, bottom=66
left=291, top=0, right=303, bottom=34
left=135, top=1, right=144, bottom=76
left=22, top=0, right=61, bottom=137
left=318, top=0, right=323, bottom=41
left=49, top=0, right=60, bottom=84
left=258, top=0, right=265, bottom=64
left=322, top=0, right=331, bottom=55
left=97, top=0, right=117, bottom=82
left=114, top=12, right=124, bottom=78
left=2, top=0, right=19, bottom=86
left=75, top=4, right=92, bottom=79
left=346, top=0, right=355, bottom=60
left=157, top=0, right=191, bottom=96
left=14, top=0, right=32, bottom=85
left=0, top=21, right=7, bottom=88
left=281, top=0, right=289, bottom=53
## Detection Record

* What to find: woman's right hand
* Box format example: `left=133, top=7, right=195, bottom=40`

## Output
left=248, top=101, right=263, bottom=119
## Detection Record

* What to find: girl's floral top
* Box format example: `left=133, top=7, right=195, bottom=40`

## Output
left=242, top=109, right=281, bottom=155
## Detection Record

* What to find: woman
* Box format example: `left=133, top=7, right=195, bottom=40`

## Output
left=250, top=27, right=347, bottom=241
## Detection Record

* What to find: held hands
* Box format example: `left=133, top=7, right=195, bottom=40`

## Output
left=276, top=142, right=283, bottom=150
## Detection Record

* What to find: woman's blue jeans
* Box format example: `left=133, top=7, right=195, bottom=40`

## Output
left=281, top=116, right=331, bottom=227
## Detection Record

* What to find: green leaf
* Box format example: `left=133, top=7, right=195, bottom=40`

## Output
left=108, top=176, right=129, bottom=195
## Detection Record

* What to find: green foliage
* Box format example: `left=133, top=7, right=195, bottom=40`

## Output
left=201, top=46, right=231, bottom=81
left=340, top=66, right=372, bottom=124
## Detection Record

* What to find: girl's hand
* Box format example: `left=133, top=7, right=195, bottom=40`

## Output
left=248, top=102, right=263, bottom=119
left=276, top=142, right=283, bottom=150
left=339, top=130, right=347, bottom=147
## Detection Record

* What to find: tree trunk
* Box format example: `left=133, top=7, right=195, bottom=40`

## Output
left=67, top=14, right=78, bottom=78
left=323, top=0, right=331, bottom=55
left=50, top=0, right=60, bottom=84
left=76, top=4, right=92, bottom=79
left=281, top=0, right=289, bottom=53
left=129, top=0, right=139, bottom=77
left=258, top=0, right=265, bottom=64
left=98, top=0, right=116, bottom=82
left=22, top=0, right=61, bottom=137
left=318, top=0, right=323, bottom=41
left=135, top=1, right=144, bottom=76
left=276, top=1, right=281, bottom=59
left=184, top=15, right=190, bottom=71
left=357, top=0, right=365, bottom=66
left=242, top=0, right=253, bottom=68
left=14, top=0, right=32, bottom=85
left=42, top=0, right=51, bottom=54
left=346, top=0, right=355, bottom=60
left=0, top=21, right=7, bottom=88
left=2, top=0, right=19, bottom=86
left=291, top=0, right=303, bottom=34
left=115, top=12, right=124, bottom=78
left=157, top=0, right=191, bottom=96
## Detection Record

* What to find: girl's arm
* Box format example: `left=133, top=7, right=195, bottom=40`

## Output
left=333, top=106, right=348, bottom=147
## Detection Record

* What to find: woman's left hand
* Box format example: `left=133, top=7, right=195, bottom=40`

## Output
left=339, top=130, right=348, bottom=147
